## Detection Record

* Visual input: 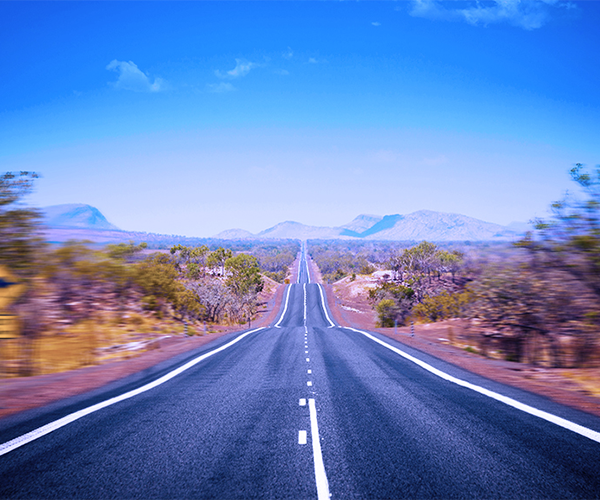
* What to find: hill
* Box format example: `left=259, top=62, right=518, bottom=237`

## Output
left=216, top=211, right=522, bottom=241
left=362, top=210, right=515, bottom=241
left=43, top=204, right=120, bottom=230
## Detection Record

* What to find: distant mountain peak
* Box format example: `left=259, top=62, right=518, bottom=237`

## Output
left=42, top=204, right=120, bottom=231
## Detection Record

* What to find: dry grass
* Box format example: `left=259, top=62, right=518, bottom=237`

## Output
left=0, top=312, right=201, bottom=378
left=560, top=370, right=600, bottom=398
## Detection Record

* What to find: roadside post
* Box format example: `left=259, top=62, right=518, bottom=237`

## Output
left=411, top=321, right=415, bottom=337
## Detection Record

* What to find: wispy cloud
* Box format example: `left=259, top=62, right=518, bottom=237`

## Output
left=206, top=82, right=236, bottom=93
left=274, top=69, right=290, bottom=76
left=106, top=60, right=164, bottom=92
left=283, top=47, right=294, bottom=59
left=308, top=57, right=318, bottom=64
left=371, top=21, right=381, bottom=26
left=409, top=0, right=573, bottom=30
left=215, top=59, right=257, bottom=79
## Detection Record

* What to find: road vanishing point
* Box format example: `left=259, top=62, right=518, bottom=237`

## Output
left=1, top=247, right=600, bottom=499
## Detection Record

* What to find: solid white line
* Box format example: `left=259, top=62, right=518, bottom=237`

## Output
left=274, top=285, right=292, bottom=328
left=300, top=398, right=307, bottom=406
left=0, top=327, right=266, bottom=457
left=303, top=283, right=307, bottom=325
left=307, top=381, right=313, bottom=386
left=346, top=327, right=600, bottom=445
left=309, top=398, right=330, bottom=500
left=299, top=430, right=307, bottom=445
left=306, top=254, right=311, bottom=284
left=317, top=284, right=335, bottom=328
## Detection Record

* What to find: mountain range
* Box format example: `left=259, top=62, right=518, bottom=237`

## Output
left=216, top=210, right=529, bottom=241
left=40, top=204, right=530, bottom=243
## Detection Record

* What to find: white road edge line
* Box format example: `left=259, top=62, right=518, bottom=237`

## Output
left=0, top=327, right=266, bottom=457
left=309, top=398, right=330, bottom=500
left=317, top=284, right=335, bottom=328
left=346, top=327, right=600, bottom=445
left=274, top=285, right=292, bottom=328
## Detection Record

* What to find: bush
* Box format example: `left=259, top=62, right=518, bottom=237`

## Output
left=412, top=290, right=472, bottom=323
left=376, top=299, right=397, bottom=328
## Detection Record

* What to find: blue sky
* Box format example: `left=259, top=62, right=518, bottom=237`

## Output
left=1, top=1, right=599, bottom=236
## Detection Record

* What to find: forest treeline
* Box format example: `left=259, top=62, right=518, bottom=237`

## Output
left=310, top=165, right=600, bottom=368
left=0, top=172, right=298, bottom=375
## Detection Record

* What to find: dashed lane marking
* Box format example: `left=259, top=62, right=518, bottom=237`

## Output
left=299, top=430, right=307, bottom=445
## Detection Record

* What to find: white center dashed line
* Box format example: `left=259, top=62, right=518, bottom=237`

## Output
left=303, top=283, right=307, bottom=326
left=299, top=398, right=306, bottom=406
left=308, top=369, right=312, bottom=374
left=307, top=381, right=313, bottom=387
left=306, top=358, right=310, bottom=362
left=299, top=430, right=307, bottom=445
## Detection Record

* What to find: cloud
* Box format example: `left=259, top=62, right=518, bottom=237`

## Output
left=206, top=82, right=236, bottom=93
left=283, top=47, right=294, bottom=59
left=215, top=59, right=257, bottom=79
left=409, top=0, right=572, bottom=30
left=371, top=21, right=381, bottom=26
left=274, top=69, right=290, bottom=76
left=106, top=60, right=164, bottom=92
left=308, top=57, right=318, bottom=64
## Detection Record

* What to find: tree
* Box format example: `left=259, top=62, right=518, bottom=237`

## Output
left=106, top=241, right=147, bottom=261
left=207, top=247, right=233, bottom=276
left=0, top=171, right=43, bottom=275
left=463, top=165, right=600, bottom=367
left=135, top=253, right=183, bottom=314
left=225, top=254, right=264, bottom=298
left=369, top=282, right=415, bottom=326
left=186, top=279, right=231, bottom=323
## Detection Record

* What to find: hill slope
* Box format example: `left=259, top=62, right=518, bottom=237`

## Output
left=43, top=204, right=120, bottom=230
left=363, top=210, right=516, bottom=241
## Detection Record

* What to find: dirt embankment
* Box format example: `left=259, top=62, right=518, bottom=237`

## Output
left=319, top=269, right=600, bottom=419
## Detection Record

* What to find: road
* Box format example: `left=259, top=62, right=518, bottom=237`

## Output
left=1, top=246, right=600, bottom=499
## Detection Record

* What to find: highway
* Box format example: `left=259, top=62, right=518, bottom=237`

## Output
left=1, top=247, right=600, bottom=499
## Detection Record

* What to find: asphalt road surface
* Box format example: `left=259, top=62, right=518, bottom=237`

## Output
left=1, top=247, right=600, bottom=499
